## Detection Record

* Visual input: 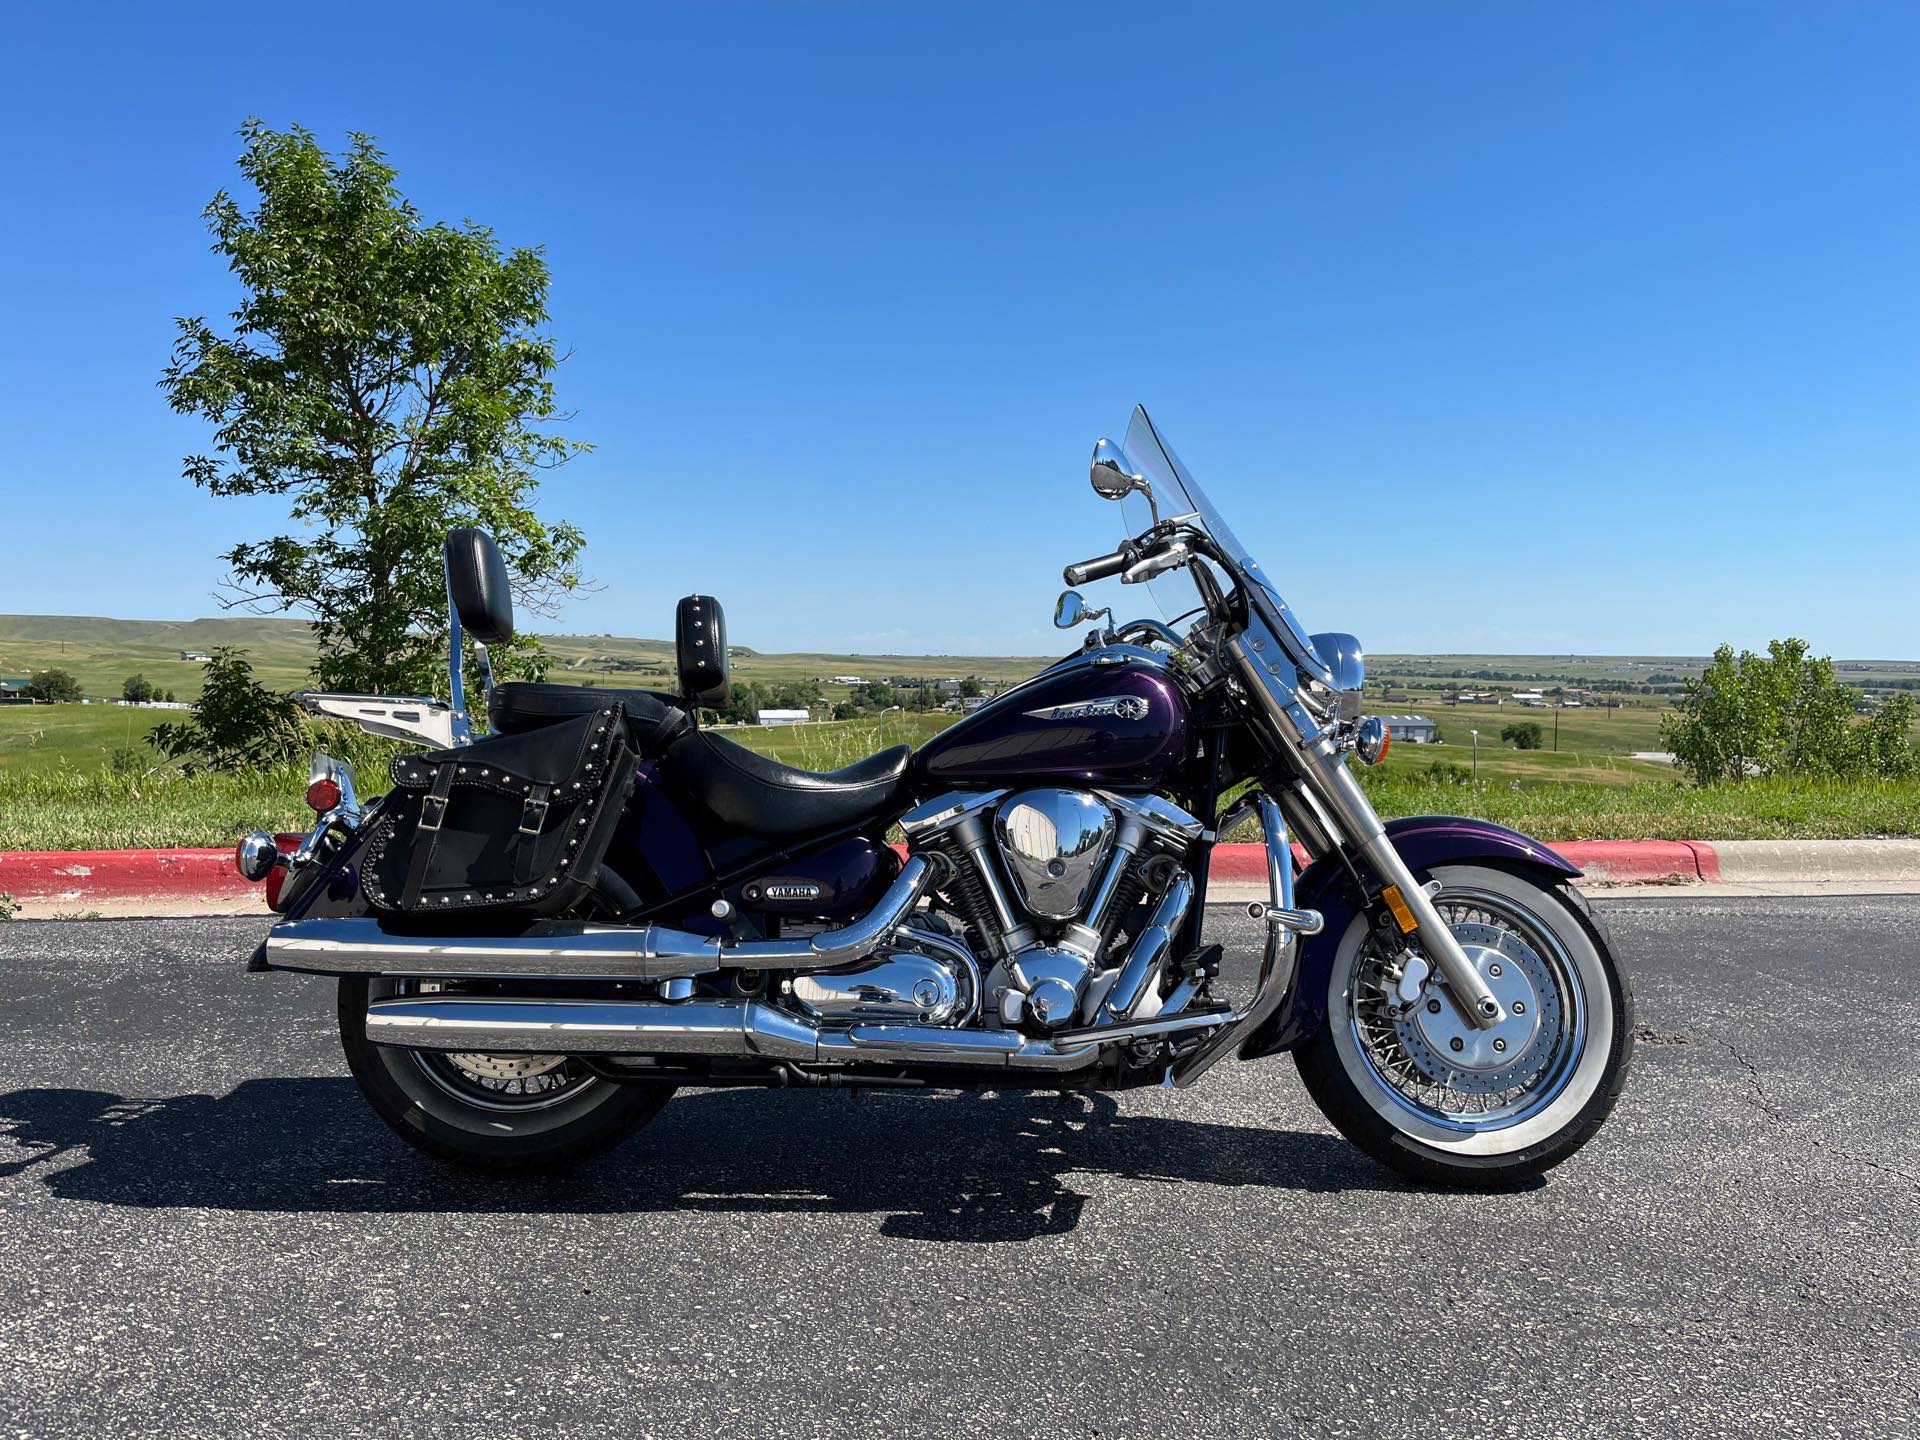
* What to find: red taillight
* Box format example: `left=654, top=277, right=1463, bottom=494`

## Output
left=263, top=833, right=303, bottom=912
left=306, top=777, right=342, bottom=813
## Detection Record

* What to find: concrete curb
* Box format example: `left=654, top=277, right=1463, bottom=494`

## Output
left=1, top=848, right=260, bottom=911
left=7, top=838, right=1920, bottom=917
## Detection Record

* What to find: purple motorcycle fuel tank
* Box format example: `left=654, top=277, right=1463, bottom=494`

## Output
left=915, top=647, right=1190, bottom=790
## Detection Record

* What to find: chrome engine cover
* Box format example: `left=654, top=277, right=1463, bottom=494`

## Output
left=788, top=937, right=975, bottom=1026
left=992, top=788, right=1116, bottom=921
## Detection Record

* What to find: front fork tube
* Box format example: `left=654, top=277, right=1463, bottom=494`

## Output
left=1310, top=747, right=1507, bottom=1030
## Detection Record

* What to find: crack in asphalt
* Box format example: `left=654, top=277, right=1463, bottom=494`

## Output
left=1721, top=1037, right=1784, bottom=1121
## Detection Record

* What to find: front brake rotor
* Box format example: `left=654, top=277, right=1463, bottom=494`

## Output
left=1390, top=924, right=1562, bottom=1094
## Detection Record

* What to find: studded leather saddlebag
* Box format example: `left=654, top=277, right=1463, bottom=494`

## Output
left=361, top=706, right=634, bottom=918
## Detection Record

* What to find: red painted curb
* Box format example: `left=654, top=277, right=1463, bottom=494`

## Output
left=1552, top=840, right=1719, bottom=884
left=0, top=838, right=1720, bottom=908
left=1206, top=844, right=1313, bottom=882
left=0, top=848, right=259, bottom=904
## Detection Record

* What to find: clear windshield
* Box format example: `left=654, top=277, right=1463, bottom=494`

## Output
left=1115, top=406, right=1329, bottom=680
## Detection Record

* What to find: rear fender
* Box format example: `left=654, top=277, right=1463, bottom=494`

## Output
left=1237, top=815, right=1579, bottom=1059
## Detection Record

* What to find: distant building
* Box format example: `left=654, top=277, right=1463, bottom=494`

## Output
left=755, top=708, right=810, bottom=726
left=1511, top=690, right=1546, bottom=707
left=1381, top=691, right=1411, bottom=705
left=179, top=650, right=212, bottom=662
left=0, top=678, right=31, bottom=704
left=1379, top=714, right=1439, bottom=743
left=828, top=676, right=862, bottom=686
left=961, top=695, right=990, bottom=715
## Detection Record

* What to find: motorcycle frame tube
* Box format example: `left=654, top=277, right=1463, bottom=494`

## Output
left=1168, top=793, right=1311, bottom=1086
left=1236, top=814, right=1582, bottom=1060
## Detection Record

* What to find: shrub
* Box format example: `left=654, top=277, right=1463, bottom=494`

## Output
left=147, top=647, right=305, bottom=773
left=27, top=668, right=82, bottom=703
left=1660, top=639, right=1920, bottom=784
left=122, top=674, right=157, bottom=703
left=109, top=745, right=148, bottom=775
left=1501, top=721, right=1545, bottom=750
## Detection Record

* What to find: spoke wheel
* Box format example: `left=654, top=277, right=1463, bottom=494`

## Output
left=1296, top=862, right=1633, bottom=1185
left=337, top=977, right=673, bottom=1172
left=1348, top=890, right=1584, bottom=1133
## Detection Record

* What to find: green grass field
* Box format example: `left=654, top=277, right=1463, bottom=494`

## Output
left=3, top=613, right=1916, bottom=851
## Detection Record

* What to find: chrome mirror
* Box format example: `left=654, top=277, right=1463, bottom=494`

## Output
left=1053, top=590, right=1110, bottom=629
left=1090, top=438, right=1160, bottom=522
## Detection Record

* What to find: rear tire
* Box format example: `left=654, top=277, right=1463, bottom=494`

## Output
left=338, top=978, right=674, bottom=1173
left=1295, top=863, right=1632, bottom=1188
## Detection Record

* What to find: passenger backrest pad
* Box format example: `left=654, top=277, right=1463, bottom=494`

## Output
left=445, top=528, right=514, bottom=646
left=676, top=594, right=729, bottom=709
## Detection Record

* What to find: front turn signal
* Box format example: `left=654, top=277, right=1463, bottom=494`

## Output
left=1354, top=716, right=1390, bottom=766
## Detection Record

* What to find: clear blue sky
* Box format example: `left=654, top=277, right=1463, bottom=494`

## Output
left=2, top=2, right=1914, bottom=660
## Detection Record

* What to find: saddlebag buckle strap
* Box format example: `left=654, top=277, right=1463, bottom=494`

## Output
left=518, top=784, right=552, bottom=836
left=512, top=783, right=553, bottom=885
left=416, top=766, right=455, bottom=833
left=400, top=768, right=458, bottom=907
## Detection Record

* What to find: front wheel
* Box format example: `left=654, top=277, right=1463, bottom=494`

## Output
left=1295, top=862, right=1633, bottom=1187
left=338, top=978, right=674, bottom=1172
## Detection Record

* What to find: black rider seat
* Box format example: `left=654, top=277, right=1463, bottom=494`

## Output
left=661, top=729, right=912, bottom=840
left=490, top=682, right=689, bottom=750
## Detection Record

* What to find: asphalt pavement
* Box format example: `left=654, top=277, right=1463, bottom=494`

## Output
left=1, top=898, right=1915, bottom=1438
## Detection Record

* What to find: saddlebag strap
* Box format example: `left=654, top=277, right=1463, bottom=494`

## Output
left=400, top=765, right=458, bottom=908
left=512, top=783, right=553, bottom=885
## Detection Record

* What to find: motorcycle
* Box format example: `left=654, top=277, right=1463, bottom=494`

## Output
left=236, top=407, right=1632, bottom=1186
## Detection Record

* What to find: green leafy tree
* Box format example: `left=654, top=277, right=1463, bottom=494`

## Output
left=720, top=681, right=764, bottom=726
left=1500, top=721, right=1544, bottom=750
left=161, top=120, right=589, bottom=696
left=148, top=648, right=305, bottom=773
left=26, top=669, right=82, bottom=703
left=1660, top=639, right=1919, bottom=783
left=122, top=674, right=157, bottom=703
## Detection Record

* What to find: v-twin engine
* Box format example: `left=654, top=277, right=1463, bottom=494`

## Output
left=900, top=786, right=1208, bottom=1034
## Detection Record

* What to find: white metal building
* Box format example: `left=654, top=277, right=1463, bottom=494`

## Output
left=1379, top=714, right=1440, bottom=743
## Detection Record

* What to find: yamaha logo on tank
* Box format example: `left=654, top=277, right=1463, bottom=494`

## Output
left=760, top=882, right=823, bottom=902
left=1024, top=695, right=1151, bottom=723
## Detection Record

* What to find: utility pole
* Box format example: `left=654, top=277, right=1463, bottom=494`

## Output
left=1553, top=704, right=1560, bottom=752
left=1470, top=729, right=1480, bottom=786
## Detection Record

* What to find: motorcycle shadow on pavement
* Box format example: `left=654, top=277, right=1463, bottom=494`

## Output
left=0, top=1078, right=1437, bottom=1243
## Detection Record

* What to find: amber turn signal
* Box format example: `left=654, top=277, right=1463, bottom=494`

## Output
left=1354, top=716, right=1390, bottom=766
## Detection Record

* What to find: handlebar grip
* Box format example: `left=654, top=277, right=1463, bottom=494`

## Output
left=1063, top=548, right=1130, bottom=586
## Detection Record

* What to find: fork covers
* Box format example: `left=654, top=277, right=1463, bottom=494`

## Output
left=362, top=706, right=634, bottom=918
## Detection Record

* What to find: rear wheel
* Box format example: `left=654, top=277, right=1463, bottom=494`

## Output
left=338, top=978, right=674, bottom=1172
left=1295, top=863, right=1632, bottom=1187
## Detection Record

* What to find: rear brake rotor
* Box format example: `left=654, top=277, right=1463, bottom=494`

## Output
left=445, top=1052, right=568, bottom=1081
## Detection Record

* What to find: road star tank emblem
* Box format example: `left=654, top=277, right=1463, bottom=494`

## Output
left=1024, top=694, right=1151, bottom=723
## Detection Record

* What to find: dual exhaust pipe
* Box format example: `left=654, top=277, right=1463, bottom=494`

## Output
left=265, top=798, right=1319, bottom=1082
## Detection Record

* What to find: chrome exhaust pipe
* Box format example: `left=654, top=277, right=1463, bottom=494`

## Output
left=362, top=991, right=1235, bottom=1073
left=364, top=994, right=1106, bottom=1071
left=266, top=855, right=942, bottom=981
left=1099, top=870, right=1195, bottom=1022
